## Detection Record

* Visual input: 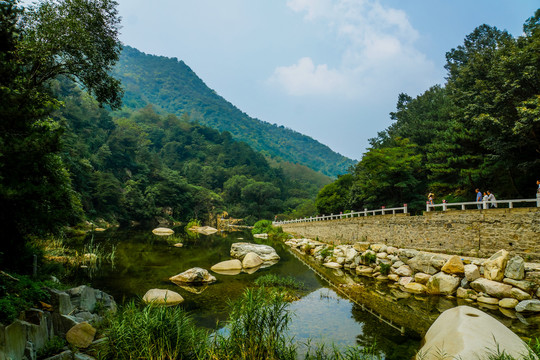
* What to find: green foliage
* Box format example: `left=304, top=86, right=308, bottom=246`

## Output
left=114, top=46, right=355, bottom=177
left=209, top=288, right=296, bottom=360
left=254, top=274, right=306, bottom=290
left=318, top=246, right=334, bottom=260
left=101, top=301, right=207, bottom=360
left=316, top=174, right=354, bottom=215
left=37, top=336, right=66, bottom=359
left=379, top=263, right=391, bottom=276
left=252, top=220, right=273, bottom=234
left=0, top=0, right=122, bottom=271
left=0, top=273, right=50, bottom=324
left=315, top=9, right=540, bottom=214
left=361, top=252, right=376, bottom=265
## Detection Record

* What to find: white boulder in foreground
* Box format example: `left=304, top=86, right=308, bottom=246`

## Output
left=230, top=243, right=280, bottom=263
left=152, top=227, right=174, bottom=235
left=417, top=305, right=537, bottom=360
left=142, top=289, right=184, bottom=306
left=170, top=267, right=216, bottom=284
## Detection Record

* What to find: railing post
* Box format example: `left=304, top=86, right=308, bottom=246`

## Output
left=442, top=200, right=447, bottom=211
left=509, top=202, right=513, bottom=209
left=364, top=208, right=367, bottom=216
left=404, top=204, right=407, bottom=214
left=426, top=201, right=430, bottom=212
left=537, top=193, right=540, bottom=207
left=483, top=199, right=488, bottom=209
left=381, top=206, right=385, bottom=215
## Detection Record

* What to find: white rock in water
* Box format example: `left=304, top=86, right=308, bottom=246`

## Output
left=417, top=306, right=535, bottom=360
left=211, top=259, right=242, bottom=272
left=142, top=289, right=184, bottom=306
left=230, top=242, right=280, bottom=263
left=152, top=227, right=174, bottom=235
left=323, top=262, right=342, bottom=269
left=515, top=299, right=540, bottom=313
left=242, top=252, right=263, bottom=269
left=170, top=267, right=216, bottom=284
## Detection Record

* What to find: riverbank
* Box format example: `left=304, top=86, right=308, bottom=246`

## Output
left=284, top=237, right=540, bottom=340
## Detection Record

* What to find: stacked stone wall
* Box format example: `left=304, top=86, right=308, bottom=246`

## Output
left=281, top=208, right=540, bottom=260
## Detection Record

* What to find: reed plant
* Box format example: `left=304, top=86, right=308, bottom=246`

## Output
left=207, top=288, right=297, bottom=360
left=100, top=300, right=208, bottom=360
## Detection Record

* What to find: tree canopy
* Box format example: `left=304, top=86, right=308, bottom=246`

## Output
left=316, top=10, right=540, bottom=215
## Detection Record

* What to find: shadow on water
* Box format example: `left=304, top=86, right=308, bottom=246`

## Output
left=71, top=228, right=423, bottom=358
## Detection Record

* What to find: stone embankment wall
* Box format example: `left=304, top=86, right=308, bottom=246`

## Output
left=281, top=208, right=540, bottom=261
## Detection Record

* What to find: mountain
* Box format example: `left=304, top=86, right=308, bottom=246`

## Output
left=113, top=46, right=356, bottom=177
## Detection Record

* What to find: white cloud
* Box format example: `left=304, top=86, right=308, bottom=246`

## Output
left=269, top=57, right=349, bottom=96
left=272, top=0, right=437, bottom=98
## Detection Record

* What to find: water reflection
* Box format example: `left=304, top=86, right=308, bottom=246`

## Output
left=72, top=228, right=421, bottom=357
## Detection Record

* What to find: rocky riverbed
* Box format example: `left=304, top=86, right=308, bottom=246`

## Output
left=284, top=238, right=540, bottom=333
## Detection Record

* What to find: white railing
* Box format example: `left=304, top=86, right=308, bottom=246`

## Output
left=426, top=197, right=540, bottom=212
left=273, top=205, right=408, bottom=226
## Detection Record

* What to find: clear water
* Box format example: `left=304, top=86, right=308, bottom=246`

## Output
left=71, top=227, right=540, bottom=359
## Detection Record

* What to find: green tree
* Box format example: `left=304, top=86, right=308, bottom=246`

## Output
left=0, top=0, right=122, bottom=270
left=350, top=138, right=424, bottom=211
left=315, top=174, right=354, bottom=215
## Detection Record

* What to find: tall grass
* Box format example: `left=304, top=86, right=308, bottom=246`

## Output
left=208, top=288, right=297, bottom=360
left=100, top=301, right=207, bottom=360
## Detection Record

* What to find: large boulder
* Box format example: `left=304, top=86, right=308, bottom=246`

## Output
left=408, top=252, right=447, bottom=275
left=483, top=249, right=509, bottom=281
left=403, top=282, right=427, bottom=294
left=230, top=243, right=280, bottom=263
left=464, top=264, right=480, bottom=282
left=394, top=265, right=413, bottom=277
left=426, top=272, right=460, bottom=295
left=66, top=322, right=96, bottom=349
left=503, top=278, right=537, bottom=293
left=504, top=256, right=525, bottom=280
left=242, top=252, right=263, bottom=269
left=515, top=299, right=540, bottom=313
left=211, top=259, right=242, bottom=272
left=470, top=278, right=513, bottom=299
left=441, top=255, right=464, bottom=275
left=170, top=267, right=216, bottom=284
left=67, top=285, right=96, bottom=312
left=142, top=289, right=184, bottom=305
left=417, top=306, right=535, bottom=360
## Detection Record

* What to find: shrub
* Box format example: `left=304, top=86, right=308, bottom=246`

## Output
left=37, top=336, right=66, bottom=359
left=252, top=219, right=273, bottom=234
left=0, top=273, right=50, bottom=324
left=379, top=262, right=391, bottom=276
left=361, top=252, right=376, bottom=265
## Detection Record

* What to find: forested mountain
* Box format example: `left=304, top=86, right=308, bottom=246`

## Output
left=113, top=46, right=355, bottom=177
left=55, top=79, right=329, bottom=225
left=316, top=10, right=540, bottom=215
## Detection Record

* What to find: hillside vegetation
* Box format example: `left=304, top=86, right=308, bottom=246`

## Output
left=316, top=10, right=540, bottom=215
left=113, top=46, right=356, bottom=177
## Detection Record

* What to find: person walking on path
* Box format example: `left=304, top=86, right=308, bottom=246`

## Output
left=428, top=193, right=434, bottom=205
left=475, top=188, right=482, bottom=209
left=487, top=190, right=497, bottom=208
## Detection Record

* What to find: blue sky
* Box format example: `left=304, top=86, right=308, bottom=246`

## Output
left=116, top=0, right=539, bottom=160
